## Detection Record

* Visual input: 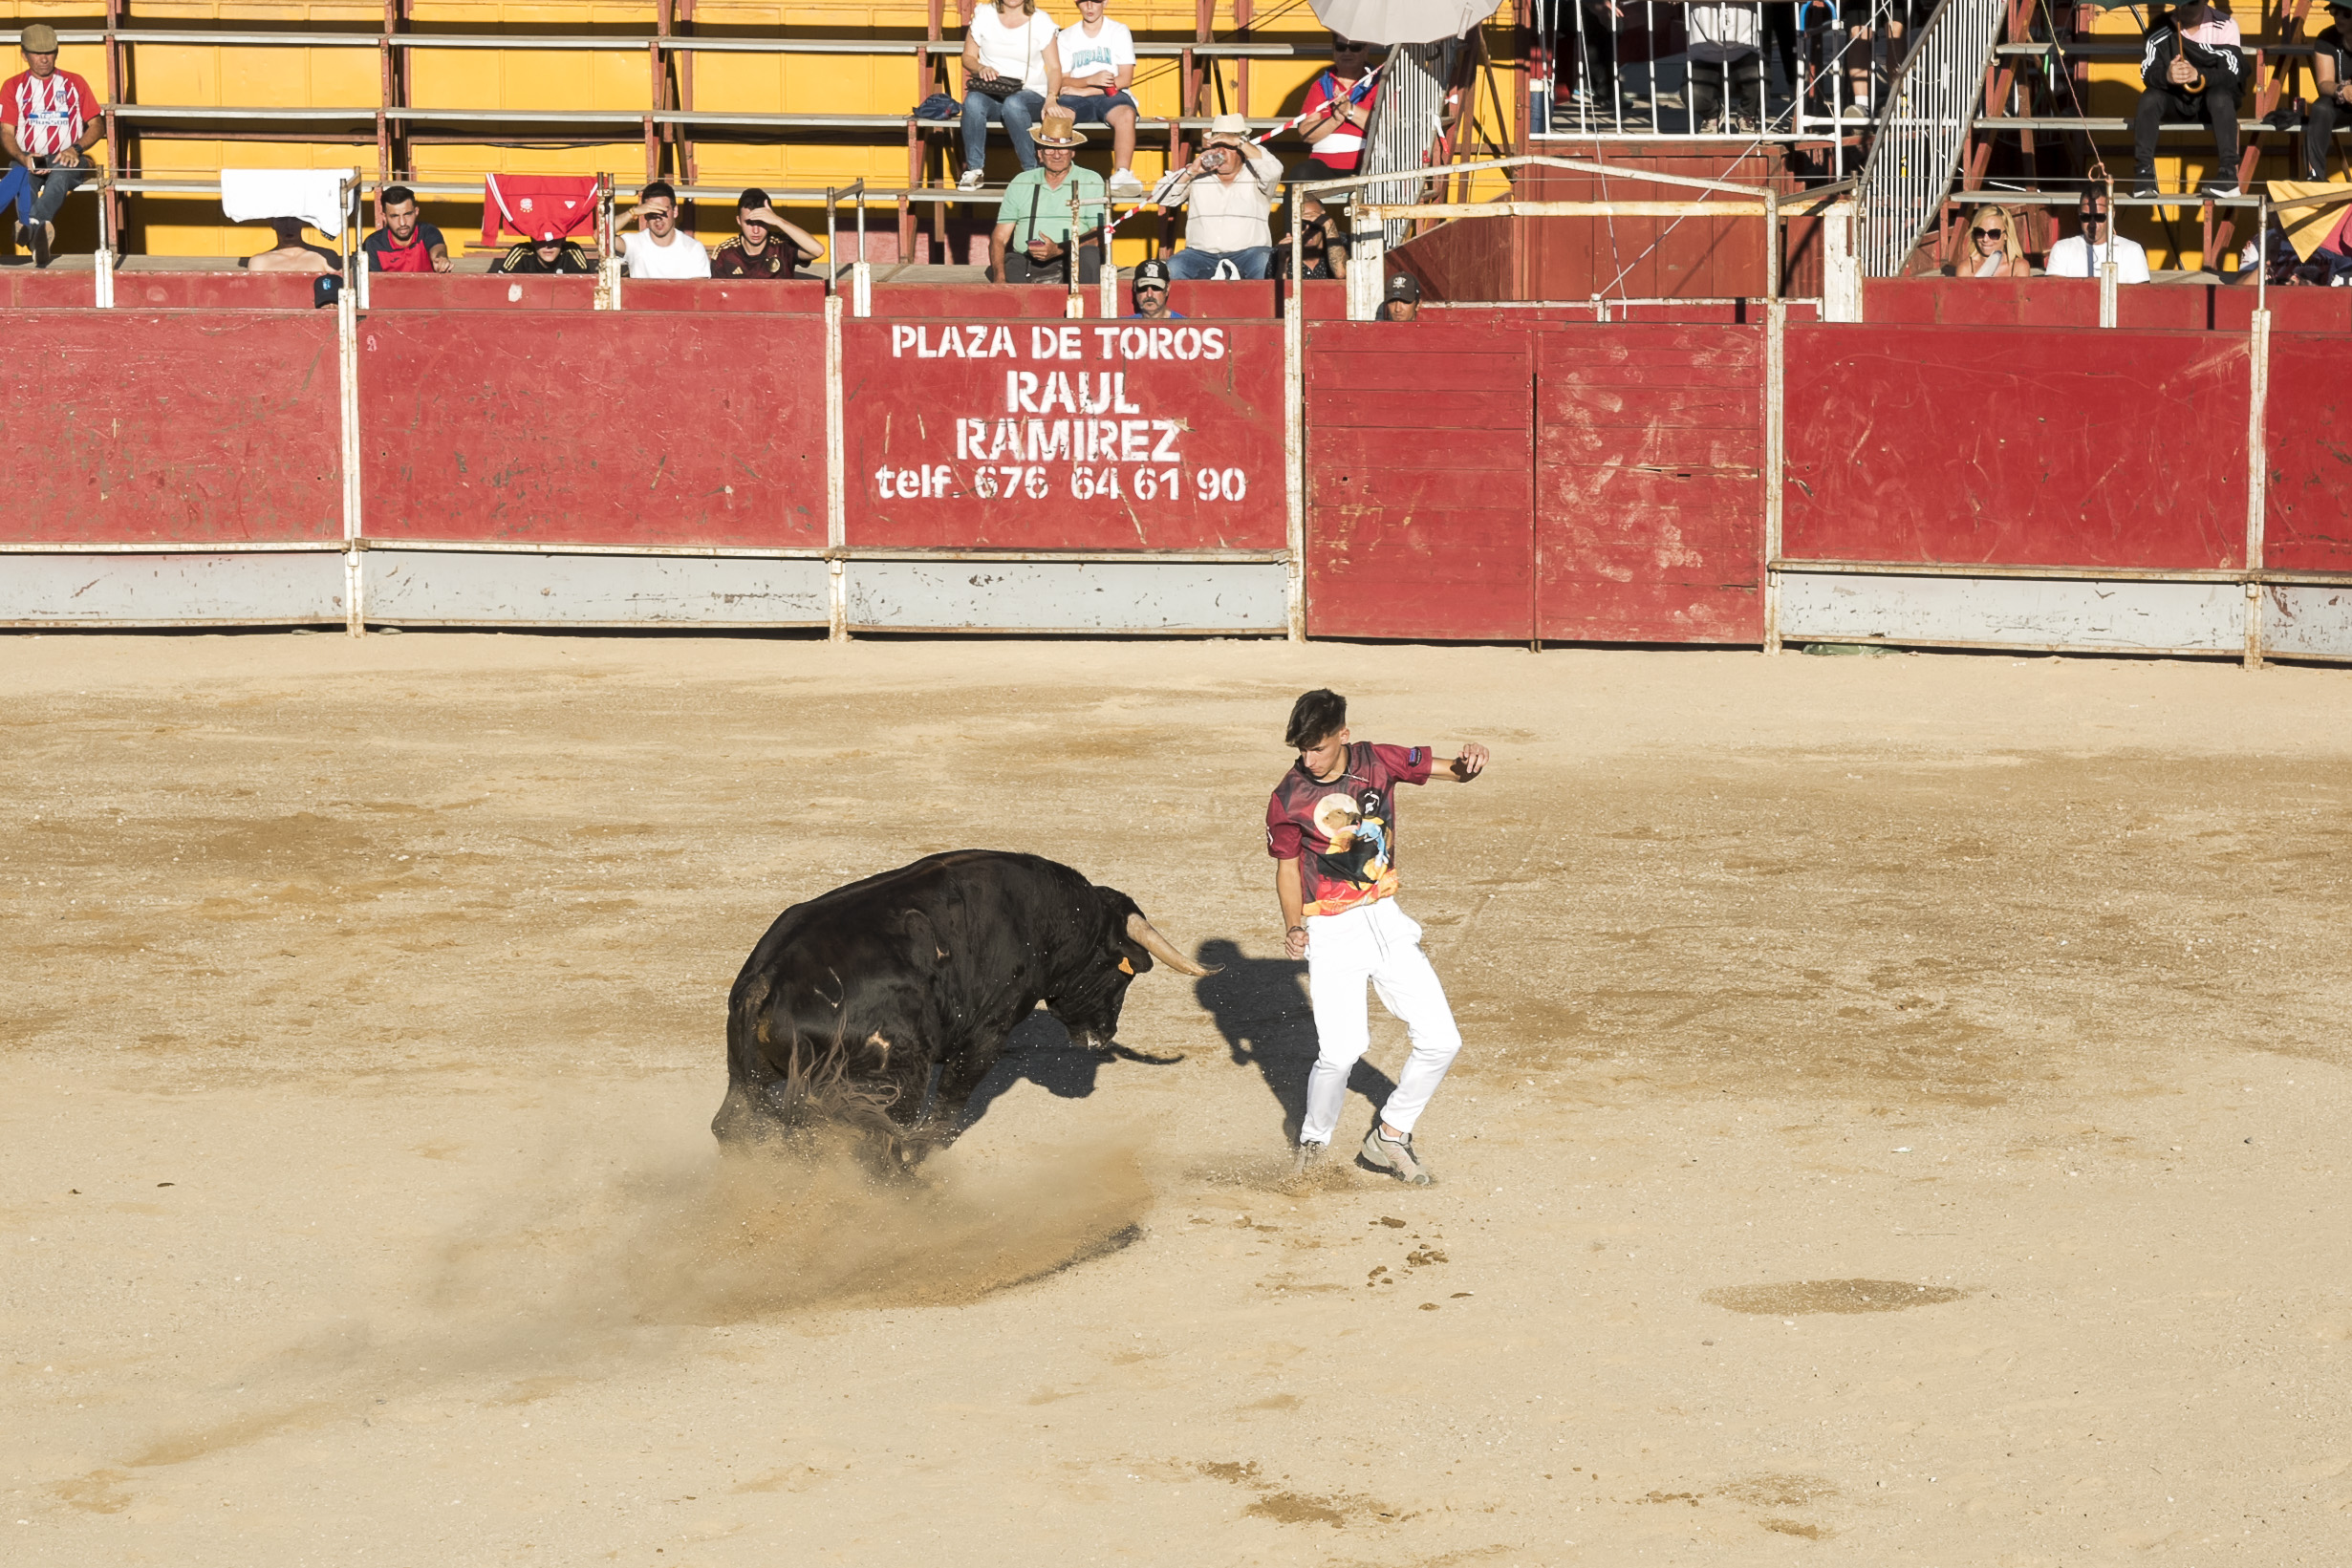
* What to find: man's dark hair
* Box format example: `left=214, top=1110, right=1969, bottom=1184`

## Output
left=737, top=186, right=769, bottom=212
left=380, top=184, right=416, bottom=209
left=642, top=180, right=678, bottom=205
left=1286, top=689, right=1347, bottom=750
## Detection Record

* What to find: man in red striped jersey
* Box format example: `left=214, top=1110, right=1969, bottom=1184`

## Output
left=0, top=24, right=100, bottom=268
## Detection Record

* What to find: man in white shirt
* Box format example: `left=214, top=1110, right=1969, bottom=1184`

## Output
left=1049, top=0, right=1143, bottom=199
left=2042, top=192, right=2150, bottom=284
left=1160, top=114, right=1283, bottom=279
left=619, top=180, right=712, bottom=278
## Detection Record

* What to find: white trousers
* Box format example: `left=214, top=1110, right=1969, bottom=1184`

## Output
left=1300, top=898, right=1463, bottom=1145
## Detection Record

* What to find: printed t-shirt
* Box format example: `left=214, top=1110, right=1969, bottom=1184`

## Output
left=968, top=8, right=1058, bottom=86
left=1000, top=165, right=1107, bottom=247
left=1, top=69, right=97, bottom=159
left=711, top=236, right=798, bottom=278
left=1056, top=17, right=1134, bottom=85
left=363, top=223, right=444, bottom=272
left=623, top=228, right=712, bottom=278
left=1300, top=70, right=1378, bottom=172
left=1265, top=741, right=1435, bottom=917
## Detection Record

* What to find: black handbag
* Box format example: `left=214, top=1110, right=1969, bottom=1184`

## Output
left=971, top=74, right=1025, bottom=99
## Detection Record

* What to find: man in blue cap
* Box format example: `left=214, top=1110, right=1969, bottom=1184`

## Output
left=1128, top=256, right=1184, bottom=319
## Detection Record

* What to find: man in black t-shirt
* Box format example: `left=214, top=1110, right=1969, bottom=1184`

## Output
left=494, top=225, right=596, bottom=274
left=709, top=187, right=824, bottom=279
left=2306, top=1, right=2352, bottom=178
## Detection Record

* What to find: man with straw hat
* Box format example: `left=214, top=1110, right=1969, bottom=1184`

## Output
left=1159, top=111, right=1283, bottom=280
left=988, top=102, right=1107, bottom=285
left=0, top=22, right=101, bottom=268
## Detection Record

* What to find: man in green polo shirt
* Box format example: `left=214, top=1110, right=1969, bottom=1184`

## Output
left=988, top=102, right=1108, bottom=284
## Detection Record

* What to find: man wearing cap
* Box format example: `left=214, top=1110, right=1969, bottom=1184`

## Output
left=1380, top=273, right=1420, bottom=322
left=0, top=23, right=101, bottom=268
left=1159, top=112, right=1283, bottom=280
left=2304, top=1, right=2352, bottom=178
left=990, top=103, right=1107, bottom=284
left=495, top=225, right=597, bottom=274
left=1047, top=0, right=1145, bottom=199
left=1128, top=255, right=1184, bottom=318
left=711, top=187, right=825, bottom=279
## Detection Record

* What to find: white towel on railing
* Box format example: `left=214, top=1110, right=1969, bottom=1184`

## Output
left=220, top=168, right=356, bottom=237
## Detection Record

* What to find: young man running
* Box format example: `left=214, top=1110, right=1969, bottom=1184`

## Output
left=1266, top=689, right=1487, bottom=1184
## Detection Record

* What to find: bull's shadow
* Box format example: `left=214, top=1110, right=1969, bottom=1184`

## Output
left=957, top=1011, right=1183, bottom=1130
left=1191, top=938, right=1396, bottom=1144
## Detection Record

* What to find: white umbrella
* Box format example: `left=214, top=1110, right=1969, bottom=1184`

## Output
left=1307, top=0, right=1502, bottom=45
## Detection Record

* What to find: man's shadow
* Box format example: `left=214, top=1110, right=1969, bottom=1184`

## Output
left=959, top=1010, right=1183, bottom=1129
left=1192, top=938, right=1396, bottom=1143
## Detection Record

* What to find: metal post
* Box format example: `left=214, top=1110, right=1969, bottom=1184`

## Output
left=594, top=174, right=615, bottom=310
left=825, top=292, right=848, bottom=643
left=1284, top=183, right=1305, bottom=643
left=1762, top=299, right=1785, bottom=655
left=1098, top=192, right=1118, bottom=318
left=337, top=176, right=366, bottom=638
left=853, top=191, right=872, bottom=316
left=2099, top=175, right=2118, bottom=329
left=94, top=179, right=114, bottom=309
left=2246, top=303, right=2270, bottom=670
left=825, top=184, right=838, bottom=296
left=1765, top=186, right=1780, bottom=300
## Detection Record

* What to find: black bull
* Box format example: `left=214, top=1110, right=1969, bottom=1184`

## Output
left=712, top=851, right=1210, bottom=1154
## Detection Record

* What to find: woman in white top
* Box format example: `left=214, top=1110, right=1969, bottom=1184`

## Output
left=960, top=0, right=1061, bottom=187
left=620, top=181, right=711, bottom=278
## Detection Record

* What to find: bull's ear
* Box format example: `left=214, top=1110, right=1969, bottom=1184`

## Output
left=900, top=909, right=948, bottom=967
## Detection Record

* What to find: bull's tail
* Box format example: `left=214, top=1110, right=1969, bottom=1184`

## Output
left=717, top=977, right=932, bottom=1164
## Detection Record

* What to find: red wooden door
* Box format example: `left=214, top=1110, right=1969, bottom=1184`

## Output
left=1304, top=321, right=1534, bottom=640
left=1534, top=324, right=1765, bottom=643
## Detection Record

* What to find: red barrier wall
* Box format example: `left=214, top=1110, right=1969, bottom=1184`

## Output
left=358, top=312, right=827, bottom=548
left=843, top=318, right=1284, bottom=549
left=1782, top=326, right=2251, bottom=570
left=1864, top=278, right=2352, bottom=333
left=1537, top=325, right=1763, bottom=642
left=2264, top=332, right=2352, bottom=573
left=0, top=310, right=340, bottom=544
left=1305, top=322, right=1533, bottom=639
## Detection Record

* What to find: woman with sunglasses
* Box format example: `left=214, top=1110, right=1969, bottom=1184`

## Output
left=1293, top=35, right=1381, bottom=184
left=1946, top=205, right=2031, bottom=279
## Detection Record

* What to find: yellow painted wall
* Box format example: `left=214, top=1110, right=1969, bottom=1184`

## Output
left=0, top=1, right=1520, bottom=260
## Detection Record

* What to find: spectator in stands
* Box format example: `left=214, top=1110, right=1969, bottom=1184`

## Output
left=619, top=181, right=711, bottom=278
left=1840, top=0, right=1937, bottom=121
left=711, top=187, right=823, bottom=279
left=1381, top=273, right=1420, bottom=322
left=0, top=23, right=100, bottom=268
left=1050, top=0, right=1144, bottom=199
left=960, top=0, right=1062, bottom=190
left=1689, top=2, right=1763, bottom=134
left=1293, top=37, right=1381, bottom=184
left=495, top=225, right=596, bottom=274
left=2302, top=0, right=2352, bottom=179
left=1945, top=204, right=2031, bottom=278
left=1271, top=196, right=1348, bottom=279
left=362, top=186, right=451, bottom=273
left=1129, top=255, right=1182, bottom=317
left=244, top=217, right=337, bottom=273
left=2133, top=0, right=2245, bottom=198
left=990, top=105, right=1106, bottom=283
left=2044, top=192, right=2151, bottom=283
left=1162, top=114, right=1282, bottom=280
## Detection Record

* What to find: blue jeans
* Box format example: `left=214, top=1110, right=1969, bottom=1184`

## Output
left=1167, top=245, right=1272, bottom=281
left=962, top=89, right=1047, bottom=174
left=19, top=160, right=86, bottom=226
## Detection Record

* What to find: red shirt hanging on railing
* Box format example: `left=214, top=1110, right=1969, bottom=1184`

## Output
left=1, top=66, right=97, bottom=158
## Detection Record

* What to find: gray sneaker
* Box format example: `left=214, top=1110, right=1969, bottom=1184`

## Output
left=1359, top=1125, right=1434, bottom=1186
left=1292, top=1140, right=1328, bottom=1175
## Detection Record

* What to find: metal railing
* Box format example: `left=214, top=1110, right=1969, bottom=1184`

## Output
left=1531, top=0, right=1953, bottom=169
left=1356, top=41, right=1457, bottom=251
left=1855, top=0, right=2003, bottom=276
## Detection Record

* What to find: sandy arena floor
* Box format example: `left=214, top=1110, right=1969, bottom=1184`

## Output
left=2, top=634, right=2348, bottom=1565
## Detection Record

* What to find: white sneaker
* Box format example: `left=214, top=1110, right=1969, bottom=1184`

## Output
left=957, top=169, right=984, bottom=192
left=1108, top=168, right=1146, bottom=199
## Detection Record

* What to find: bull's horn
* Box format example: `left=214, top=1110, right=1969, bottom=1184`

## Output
left=1126, top=912, right=1217, bottom=977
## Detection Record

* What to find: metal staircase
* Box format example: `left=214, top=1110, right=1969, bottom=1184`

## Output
left=1855, top=0, right=2009, bottom=275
